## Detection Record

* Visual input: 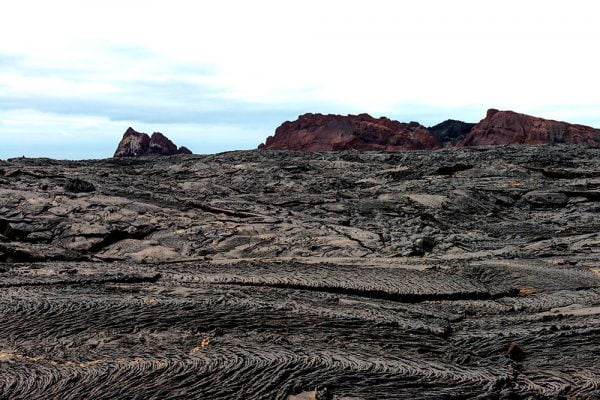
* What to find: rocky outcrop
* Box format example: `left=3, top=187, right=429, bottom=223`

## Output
left=459, top=109, right=600, bottom=147
left=113, top=128, right=150, bottom=157
left=113, top=128, right=192, bottom=157
left=259, top=113, right=439, bottom=151
left=427, top=120, right=475, bottom=146
left=261, top=110, right=600, bottom=151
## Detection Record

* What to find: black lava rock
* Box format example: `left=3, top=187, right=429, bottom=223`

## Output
left=64, top=178, right=96, bottom=193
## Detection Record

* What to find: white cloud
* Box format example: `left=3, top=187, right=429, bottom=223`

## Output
left=1, top=0, right=600, bottom=158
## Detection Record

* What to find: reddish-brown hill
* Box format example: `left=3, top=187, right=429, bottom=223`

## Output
left=459, top=109, right=600, bottom=147
left=260, top=110, right=600, bottom=152
left=259, top=113, right=439, bottom=151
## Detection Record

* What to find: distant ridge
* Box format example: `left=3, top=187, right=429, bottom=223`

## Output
left=260, top=109, right=600, bottom=151
left=459, top=109, right=600, bottom=147
left=259, top=113, right=439, bottom=151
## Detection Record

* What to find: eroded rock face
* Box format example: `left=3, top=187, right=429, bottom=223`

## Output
left=113, top=128, right=192, bottom=157
left=259, top=113, right=439, bottom=151
left=459, top=109, right=600, bottom=147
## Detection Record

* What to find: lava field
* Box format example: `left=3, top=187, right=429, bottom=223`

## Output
left=0, top=145, right=599, bottom=399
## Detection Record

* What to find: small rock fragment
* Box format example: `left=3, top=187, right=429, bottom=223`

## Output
left=507, top=342, right=524, bottom=361
left=64, top=178, right=95, bottom=193
left=412, top=237, right=436, bottom=255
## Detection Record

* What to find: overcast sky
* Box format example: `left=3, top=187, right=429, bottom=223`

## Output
left=1, top=0, right=600, bottom=159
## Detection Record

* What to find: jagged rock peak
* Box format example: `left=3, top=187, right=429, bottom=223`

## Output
left=114, top=128, right=192, bottom=157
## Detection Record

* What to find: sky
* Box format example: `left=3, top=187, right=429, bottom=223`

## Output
left=1, top=0, right=600, bottom=159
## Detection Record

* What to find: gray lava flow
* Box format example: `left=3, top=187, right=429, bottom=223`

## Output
left=1, top=145, right=599, bottom=399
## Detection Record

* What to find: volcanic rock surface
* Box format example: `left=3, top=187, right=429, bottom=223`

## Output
left=114, top=128, right=192, bottom=157
left=260, top=113, right=439, bottom=151
left=459, top=109, right=600, bottom=147
left=1, top=146, right=600, bottom=399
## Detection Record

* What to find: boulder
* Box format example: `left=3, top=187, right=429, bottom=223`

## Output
left=64, top=178, right=96, bottom=193
left=507, top=341, right=525, bottom=361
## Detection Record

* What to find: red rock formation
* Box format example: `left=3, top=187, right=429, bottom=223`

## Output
left=459, top=109, right=600, bottom=147
left=114, top=128, right=192, bottom=157
left=259, top=113, right=439, bottom=151
left=113, top=128, right=151, bottom=157
left=148, top=132, right=179, bottom=156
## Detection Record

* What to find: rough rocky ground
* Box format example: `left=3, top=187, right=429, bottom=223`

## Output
left=0, top=145, right=599, bottom=399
